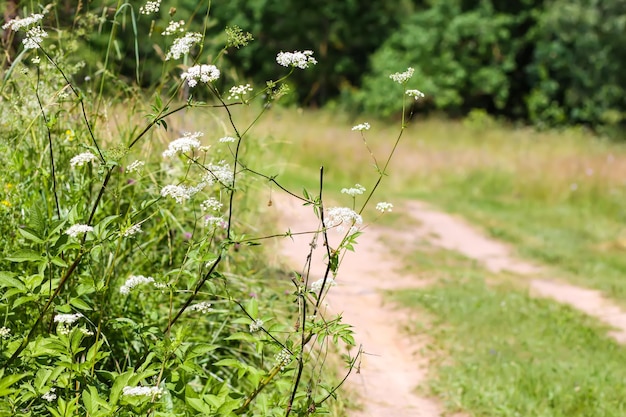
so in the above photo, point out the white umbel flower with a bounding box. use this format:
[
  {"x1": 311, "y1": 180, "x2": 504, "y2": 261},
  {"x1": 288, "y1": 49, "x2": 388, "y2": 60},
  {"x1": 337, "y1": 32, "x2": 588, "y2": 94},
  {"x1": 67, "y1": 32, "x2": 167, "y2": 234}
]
[
  {"x1": 276, "y1": 50, "x2": 317, "y2": 69},
  {"x1": 376, "y1": 202, "x2": 394, "y2": 213},
  {"x1": 189, "y1": 302, "x2": 213, "y2": 313},
  {"x1": 406, "y1": 89, "x2": 425, "y2": 100},
  {"x1": 139, "y1": 0, "x2": 161, "y2": 15},
  {"x1": 249, "y1": 319, "x2": 264, "y2": 333},
  {"x1": 325, "y1": 207, "x2": 363, "y2": 234},
  {"x1": 162, "y1": 132, "x2": 203, "y2": 157},
  {"x1": 310, "y1": 277, "x2": 336, "y2": 293},
  {"x1": 389, "y1": 67, "x2": 414, "y2": 84},
  {"x1": 54, "y1": 313, "x2": 83, "y2": 324},
  {"x1": 166, "y1": 32, "x2": 202, "y2": 60},
  {"x1": 351, "y1": 122, "x2": 370, "y2": 131},
  {"x1": 122, "y1": 386, "x2": 163, "y2": 398},
  {"x1": 120, "y1": 275, "x2": 155, "y2": 295},
  {"x1": 160, "y1": 184, "x2": 203, "y2": 204},
  {"x1": 341, "y1": 184, "x2": 365, "y2": 196},
  {"x1": 70, "y1": 152, "x2": 98, "y2": 168},
  {"x1": 41, "y1": 388, "x2": 57, "y2": 402},
  {"x1": 180, "y1": 64, "x2": 220, "y2": 87},
  {"x1": 22, "y1": 26, "x2": 48, "y2": 50},
  {"x1": 65, "y1": 224, "x2": 94, "y2": 238}
]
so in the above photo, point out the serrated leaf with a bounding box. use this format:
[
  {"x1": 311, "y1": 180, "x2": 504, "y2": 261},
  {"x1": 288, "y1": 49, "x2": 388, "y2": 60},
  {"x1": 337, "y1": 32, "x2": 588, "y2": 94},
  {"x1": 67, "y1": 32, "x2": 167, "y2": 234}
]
[
  {"x1": 7, "y1": 250, "x2": 44, "y2": 263},
  {"x1": 18, "y1": 227, "x2": 45, "y2": 243}
]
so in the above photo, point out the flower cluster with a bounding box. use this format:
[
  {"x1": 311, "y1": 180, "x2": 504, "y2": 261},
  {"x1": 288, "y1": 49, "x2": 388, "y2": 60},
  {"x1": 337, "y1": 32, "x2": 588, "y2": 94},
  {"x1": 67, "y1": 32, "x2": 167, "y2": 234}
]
[
  {"x1": 351, "y1": 122, "x2": 370, "y2": 131},
  {"x1": 249, "y1": 319, "x2": 264, "y2": 333},
  {"x1": 70, "y1": 152, "x2": 98, "y2": 168},
  {"x1": 189, "y1": 302, "x2": 213, "y2": 314},
  {"x1": 2, "y1": 13, "x2": 44, "y2": 31},
  {"x1": 139, "y1": 0, "x2": 161, "y2": 15},
  {"x1": 162, "y1": 20, "x2": 184, "y2": 36},
  {"x1": 341, "y1": 184, "x2": 365, "y2": 197},
  {"x1": 162, "y1": 132, "x2": 203, "y2": 157},
  {"x1": 276, "y1": 50, "x2": 317, "y2": 69},
  {"x1": 310, "y1": 277, "x2": 336, "y2": 293},
  {"x1": 275, "y1": 348, "x2": 292, "y2": 371},
  {"x1": 180, "y1": 64, "x2": 220, "y2": 87},
  {"x1": 122, "y1": 386, "x2": 163, "y2": 398},
  {"x1": 218, "y1": 136, "x2": 236, "y2": 143},
  {"x1": 126, "y1": 160, "x2": 145, "y2": 173},
  {"x1": 390, "y1": 67, "x2": 414, "y2": 84},
  {"x1": 161, "y1": 184, "x2": 203, "y2": 204},
  {"x1": 121, "y1": 223, "x2": 142, "y2": 237},
  {"x1": 65, "y1": 224, "x2": 94, "y2": 238},
  {"x1": 204, "y1": 215, "x2": 226, "y2": 229},
  {"x1": 120, "y1": 275, "x2": 155, "y2": 295},
  {"x1": 23, "y1": 26, "x2": 48, "y2": 50},
  {"x1": 42, "y1": 388, "x2": 57, "y2": 402},
  {"x1": 376, "y1": 202, "x2": 394, "y2": 213},
  {"x1": 0, "y1": 327, "x2": 11, "y2": 339},
  {"x1": 406, "y1": 89, "x2": 425, "y2": 100},
  {"x1": 325, "y1": 207, "x2": 363, "y2": 234},
  {"x1": 227, "y1": 84, "x2": 253, "y2": 100},
  {"x1": 166, "y1": 32, "x2": 202, "y2": 60},
  {"x1": 54, "y1": 313, "x2": 83, "y2": 324},
  {"x1": 204, "y1": 160, "x2": 234, "y2": 187},
  {"x1": 201, "y1": 197, "x2": 223, "y2": 212}
]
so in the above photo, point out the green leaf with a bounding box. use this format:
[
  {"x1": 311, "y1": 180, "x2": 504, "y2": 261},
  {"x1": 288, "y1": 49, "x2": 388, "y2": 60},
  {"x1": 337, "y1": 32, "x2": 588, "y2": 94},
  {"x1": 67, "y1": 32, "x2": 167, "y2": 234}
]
[
  {"x1": 7, "y1": 250, "x2": 44, "y2": 263},
  {"x1": 18, "y1": 227, "x2": 45, "y2": 244},
  {"x1": 0, "y1": 372, "x2": 30, "y2": 396},
  {"x1": 0, "y1": 272, "x2": 26, "y2": 291},
  {"x1": 69, "y1": 297, "x2": 92, "y2": 311}
]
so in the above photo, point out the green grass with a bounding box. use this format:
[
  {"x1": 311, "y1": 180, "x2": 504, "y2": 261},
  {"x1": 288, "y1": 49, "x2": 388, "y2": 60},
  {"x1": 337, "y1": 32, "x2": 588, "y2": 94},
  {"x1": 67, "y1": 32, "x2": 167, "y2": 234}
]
[{"x1": 391, "y1": 245, "x2": 626, "y2": 417}]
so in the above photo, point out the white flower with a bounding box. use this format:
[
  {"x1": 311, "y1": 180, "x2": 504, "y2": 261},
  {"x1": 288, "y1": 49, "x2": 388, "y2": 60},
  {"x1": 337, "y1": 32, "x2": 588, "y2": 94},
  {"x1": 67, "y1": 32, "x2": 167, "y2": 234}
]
[
  {"x1": 65, "y1": 224, "x2": 94, "y2": 238},
  {"x1": 204, "y1": 215, "x2": 226, "y2": 229},
  {"x1": 325, "y1": 207, "x2": 362, "y2": 234},
  {"x1": 0, "y1": 327, "x2": 11, "y2": 338},
  {"x1": 80, "y1": 327, "x2": 94, "y2": 336},
  {"x1": 218, "y1": 136, "x2": 236, "y2": 143},
  {"x1": 249, "y1": 319, "x2": 264, "y2": 333},
  {"x1": 310, "y1": 277, "x2": 336, "y2": 293},
  {"x1": 126, "y1": 160, "x2": 145, "y2": 173},
  {"x1": 204, "y1": 160, "x2": 234, "y2": 187},
  {"x1": 22, "y1": 26, "x2": 48, "y2": 50},
  {"x1": 121, "y1": 223, "x2": 142, "y2": 237},
  {"x1": 2, "y1": 13, "x2": 44, "y2": 31},
  {"x1": 139, "y1": 0, "x2": 161, "y2": 15},
  {"x1": 54, "y1": 313, "x2": 83, "y2": 324},
  {"x1": 201, "y1": 197, "x2": 223, "y2": 212},
  {"x1": 122, "y1": 386, "x2": 163, "y2": 398},
  {"x1": 189, "y1": 302, "x2": 213, "y2": 314},
  {"x1": 180, "y1": 64, "x2": 220, "y2": 87},
  {"x1": 120, "y1": 275, "x2": 155, "y2": 295},
  {"x1": 351, "y1": 122, "x2": 370, "y2": 131},
  {"x1": 341, "y1": 184, "x2": 365, "y2": 197},
  {"x1": 166, "y1": 32, "x2": 202, "y2": 60},
  {"x1": 70, "y1": 152, "x2": 98, "y2": 168},
  {"x1": 227, "y1": 84, "x2": 253, "y2": 100},
  {"x1": 406, "y1": 89, "x2": 425, "y2": 100},
  {"x1": 389, "y1": 67, "x2": 414, "y2": 84},
  {"x1": 275, "y1": 348, "x2": 292, "y2": 370},
  {"x1": 160, "y1": 184, "x2": 202, "y2": 204},
  {"x1": 375, "y1": 202, "x2": 394, "y2": 213},
  {"x1": 162, "y1": 132, "x2": 203, "y2": 157},
  {"x1": 162, "y1": 20, "x2": 184, "y2": 36},
  {"x1": 276, "y1": 50, "x2": 317, "y2": 69},
  {"x1": 41, "y1": 388, "x2": 57, "y2": 402}
]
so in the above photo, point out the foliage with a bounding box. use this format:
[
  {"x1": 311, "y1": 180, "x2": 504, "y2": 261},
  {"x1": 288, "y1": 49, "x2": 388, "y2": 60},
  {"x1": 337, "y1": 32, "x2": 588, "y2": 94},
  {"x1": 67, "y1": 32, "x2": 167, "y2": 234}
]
[{"x1": 0, "y1": 2, "x2": 410, "y2": 416}]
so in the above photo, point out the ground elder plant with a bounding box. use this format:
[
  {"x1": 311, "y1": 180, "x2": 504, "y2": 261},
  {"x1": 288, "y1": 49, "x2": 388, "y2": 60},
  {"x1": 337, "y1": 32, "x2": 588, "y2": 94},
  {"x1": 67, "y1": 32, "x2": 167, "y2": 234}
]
[{"x1": 0, "y1": 2, "x2": 420, "y2": 416}]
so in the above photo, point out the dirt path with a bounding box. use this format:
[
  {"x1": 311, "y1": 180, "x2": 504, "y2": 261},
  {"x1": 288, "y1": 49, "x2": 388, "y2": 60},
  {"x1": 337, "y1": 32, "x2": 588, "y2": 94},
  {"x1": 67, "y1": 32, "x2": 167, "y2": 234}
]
[
  {"x1": 403, "y1": 200, "x2": 626, "y2": 344},
  {"x1": 273, "y1": 194, "x2": 444, "y2": 417}
]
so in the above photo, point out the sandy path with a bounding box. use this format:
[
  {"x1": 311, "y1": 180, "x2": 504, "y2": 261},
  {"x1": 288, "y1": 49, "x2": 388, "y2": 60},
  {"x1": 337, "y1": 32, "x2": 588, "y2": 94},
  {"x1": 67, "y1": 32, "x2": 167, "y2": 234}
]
[
  {"x1": 273, "y1": 194, "x2": 444, "y2": 417},
  {"x1": 404, "y1": 200, "x2": 626, "y2": 343}
]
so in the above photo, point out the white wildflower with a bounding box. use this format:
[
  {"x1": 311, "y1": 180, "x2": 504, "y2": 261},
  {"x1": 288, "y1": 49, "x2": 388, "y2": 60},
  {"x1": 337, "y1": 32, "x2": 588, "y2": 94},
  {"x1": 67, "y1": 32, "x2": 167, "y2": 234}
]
[
  {"x1": 162, "y1": 20, "x2": 184, "y2": 36},
  {"x1": 166, "y1": 32, "x2": 202, "y2": 60},
  {"x1": 204, "y1": 215, "x2": 226, "y2": 229},
  {"x1": 126, "y1": 160, "x2": 145, "y2": 173},
  {"x1": 341, "y1": 184, "x2": 365, "y2": 197},
  {"x1": 180, "y1": 64, "x2": 220, "y2": 87},
  {"x1": 139, "y1": 0, "x2": 161, "y2": 15},
  {"x1": 79, "y1": 327, "x2": 94, "y2": 336},
  {"x1": 2, "y1": 13, "x2": 44, "y2": 31},
  {"x1": 276, "y1": 50, "x2": 317, "y2": 69},
  {"x1": 275, "y1": 348, "x2": 292, "y2": 370},
  {"x1": 122, "y1": 386, "x2": 163, "y2": 398},
  {"x1": 227, "y1": 84, "x2": 253, "y2": 100},
  {"x1": 189, "y1": 302, "x2": 213, "y2": 313},
  {"x1": 162, "y1": 132, "x2": 203, "y2": 158},
  {"x1": 120, "y1": 275, "x2": 155, "y2": 295},
  {"x1": 351, "y1": 122, "x2": 370, "y2": 131},
  {"x1": 153, "y1": 282, "x2": 167, "y2": 290},
  {"x1": 54, "y1": 313, "x2": 83, "y2": 324},
  {"x1": 218, "y1": 136, "x2": 237, "y2": 143},
  {"x1": 406, "y1": 89, "x2": 425, "y2": 100},
  {"x1": 249, "y1": 319, "x2": 264, "y2": 333},
  {"x1": 375, "y1": 202, "x2": 394, "y2": 213},
  {"x1": 122, "y1": 223, "x2": 142, "y2": 237},
  {"x1": 325, "y1": 207, "x2": 363, "y2": 234},
  {"x1": 22, "y1": 26, "x2": 48, "y2": 50},
  {"x1": 389, "y1": 67, "x2": 414, "y2": 84},
  {"x1": 310, "y1": 277, "x2": 336, "y2": 293},
  {"x1": 41, "y1": 388, "x2": 57, "y2": 402},
  {"x1": 160, "y1": 184, "x2": 202, "y2": 204},
  {"x1": 65, "y1": 224, "x2": 94, "y2": 238},
  {"x1": 0, "y1": 327, "x2": 11, "y2": 338},
  {"x1": 201, "y1": 197, "x2": 223, "y2": 212},
  {"x1": 204, "y1": 160, "x2": 234, "y2": 187},
  {"x1": 70, "y1": 152, "x2": 98, "y2": 168}
]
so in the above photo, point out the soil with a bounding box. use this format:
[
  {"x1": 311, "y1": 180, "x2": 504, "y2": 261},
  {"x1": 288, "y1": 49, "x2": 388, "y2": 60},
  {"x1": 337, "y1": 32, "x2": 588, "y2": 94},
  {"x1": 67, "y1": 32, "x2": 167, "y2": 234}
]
[{"x1": 272, "y1": 194, "x2": 626, "y2": 416}]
